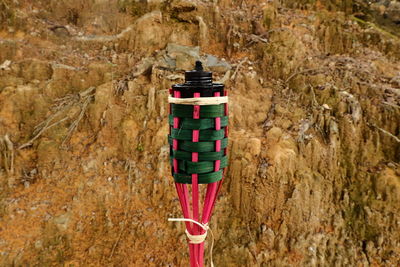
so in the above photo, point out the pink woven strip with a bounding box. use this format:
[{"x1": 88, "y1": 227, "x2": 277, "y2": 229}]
[
  {"x1": 202, "y1": 91, "x2": 221, "y2": 222},
  {"x1": 200, "y1": 91, "x2": 222, "y2": 264},
  {"x1": 191, "y1": 92, "x2": 201, "y2": 266},
  {"x1": 212, "y1": 90, "x2": 229, "y2": 217},
  {"x1": 172, "y1": 90, "x2": 196, "y2": 266},
  {"x1": 172, "y1": 90, "x2": 192, "y2": 232},
  {"x1": 170, "y1": 90, "x2": 188, "y2": 228}
]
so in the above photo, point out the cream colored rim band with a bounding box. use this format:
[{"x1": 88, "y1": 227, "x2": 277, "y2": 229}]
[{"x1": 168, "y1": 96, "x2": 228, "y2": 105}]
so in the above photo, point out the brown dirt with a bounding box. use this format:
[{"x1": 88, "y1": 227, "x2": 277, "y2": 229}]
[{"x1": 0, "y1": 0, "x2": 399, "y2": 266}]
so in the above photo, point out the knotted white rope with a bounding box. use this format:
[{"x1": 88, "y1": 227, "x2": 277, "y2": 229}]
[
  {"x1": 185, "y1": 228, "x2": 208, "y2": 244},
  {"x1": 168, "y1": 96, "x2": 228, "y2": 105},
  {"x1": 168, "y1": 218, "x2": 215, "y2": 267}
]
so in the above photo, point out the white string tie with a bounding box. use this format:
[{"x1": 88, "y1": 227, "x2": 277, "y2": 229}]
[
  {"x1": 168, "y1": 218, "x2": 215, "y2": 267},
  {"x1": 168, "y1": 96, "x2": 228, "y2": 105},
  {"x1": 185, "y1": 228, "x2": 207, "y2": 244}
]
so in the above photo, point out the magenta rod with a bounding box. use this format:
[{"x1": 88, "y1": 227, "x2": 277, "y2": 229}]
[
  {"x1": 205, "y1": 91, "x2": 229, "y2": 222},
  {"x1": 172, "y1": 90, "x2": 192, "y2": 232},
  {"x1": 191, "y1": 92, "x2": 201, "y2": 267}
]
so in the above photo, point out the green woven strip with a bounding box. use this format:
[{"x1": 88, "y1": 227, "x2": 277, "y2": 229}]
[
  {"x1": 178, "y1": 156, "x2": 228, "y2": 174},
  {"x1": 172, "y1": 104, "x2": 224, "y2": 118},
  {"x1": 174, "y1": 170, "x2": 223, "y2": 184},
  {"x1": 168, "y1": 136, "x2": 228, "y2": 152},
  {"x1": 168, "y1": 115, "x2": 228, "y2": 130},
  {"x1": 172, "y1": 150, "x2": 225, "y2": 161},
  {"x1": 171, "y1": 128, "x2": 225, "y2": 141}
]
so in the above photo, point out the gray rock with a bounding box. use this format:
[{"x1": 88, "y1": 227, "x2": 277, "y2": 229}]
[
  {"x1": 167, "y1": 43, "x2": 200, "y2": 59},
  {"x1": 164, "y1": 56, "x2": 176, "y2": 69},
  {"x1": 132, "y1": 57, "x2": 155, "y2": 77},
  {"x1": 50, "y1": 26, "x2": 70, "y2": 38},
  {"x1": 0, "y1": 60, "x2": 11, "y2": 70},
  {"x1": 156, "y1": 53, "x2": 176, "y2": 70},
  {"x1": 53, "y1": 213, "x2": 71, "y2": 232},
  {"x1": 205, "y1": 54, "x2": 232, "y2": 73},
  {"x1": 34, "y1": 240, "x2": 43, "y2": 249},
  {"x1": 166, "y1": 43, "x2": 200, "y2": 70}
]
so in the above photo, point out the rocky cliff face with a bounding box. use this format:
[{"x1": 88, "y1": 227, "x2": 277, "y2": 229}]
[{"x1": 0, "y1": 0, "x2": 399, "y2": 266}]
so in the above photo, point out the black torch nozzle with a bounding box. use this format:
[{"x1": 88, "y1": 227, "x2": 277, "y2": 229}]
[
  {"x1": 173, "y1": 60, "x2": 224, "y2": 97},
  {"x1": 195, "y1": 60, "x2": 203, "y2": 71}
]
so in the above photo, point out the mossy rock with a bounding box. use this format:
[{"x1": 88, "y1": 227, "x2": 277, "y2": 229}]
[
  {"x1": 19, "y1": 60, "x2": 53, "y2": 82},
  {"x1": 263, "y1": 30, "x2": 307, "y2": 79},
  {"x1": 0, "y1": 40, "x2": 17, "y2": 62}
]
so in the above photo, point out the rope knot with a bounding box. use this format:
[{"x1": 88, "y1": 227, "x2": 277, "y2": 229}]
[
  {"x1": 185, "y1": 223, "x2": 208, "y2": 244},
  {"x1": 168, "y1": 218, "x2": 215, "y2": 267}
]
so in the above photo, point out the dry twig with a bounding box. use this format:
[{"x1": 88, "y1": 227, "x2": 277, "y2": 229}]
[
  {"x1": 382, "y1": 101, "x2": 400, "y2": 110},
  {"x1": 368, "y1": 123, "x2": 400, "y2": 143},
  {"x1": 309, "y1": 84, "x2": 319, "y2": 107},
  {"x1": 230, "y1": 57, "x2": 248, "y2": 81},
  {"x1": 0, "y1": 134, "x2": 14, "y2": 174},
  {"x1": 62, "y1": 90, "x2": 94, "y2": 145},
  {"x1": 19, "y1": 116, "x2": 69, "y2": 150},
  {"x1": 285, "y1": 68, "x2": 328, "y2": 84},
  {"x1": 19, "y1": 87, "x2": 95, "y2": 149}
]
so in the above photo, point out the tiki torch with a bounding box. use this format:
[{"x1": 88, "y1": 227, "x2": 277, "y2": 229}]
[{"x1": 168, "y1": 61, "x2": 228, "y2": 266}]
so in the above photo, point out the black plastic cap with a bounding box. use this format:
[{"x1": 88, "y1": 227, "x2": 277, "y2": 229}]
[
  {"x1": 184, "y1": 61, "x2": 212, "y2": 84},
  {"x1": 172, "y1": 61, "x2": 224, "y2": 98}
]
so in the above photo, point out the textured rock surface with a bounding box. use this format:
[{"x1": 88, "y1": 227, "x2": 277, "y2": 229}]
[{"x1": 0, "y1": 0, "x2": 399, "y2": 266}]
